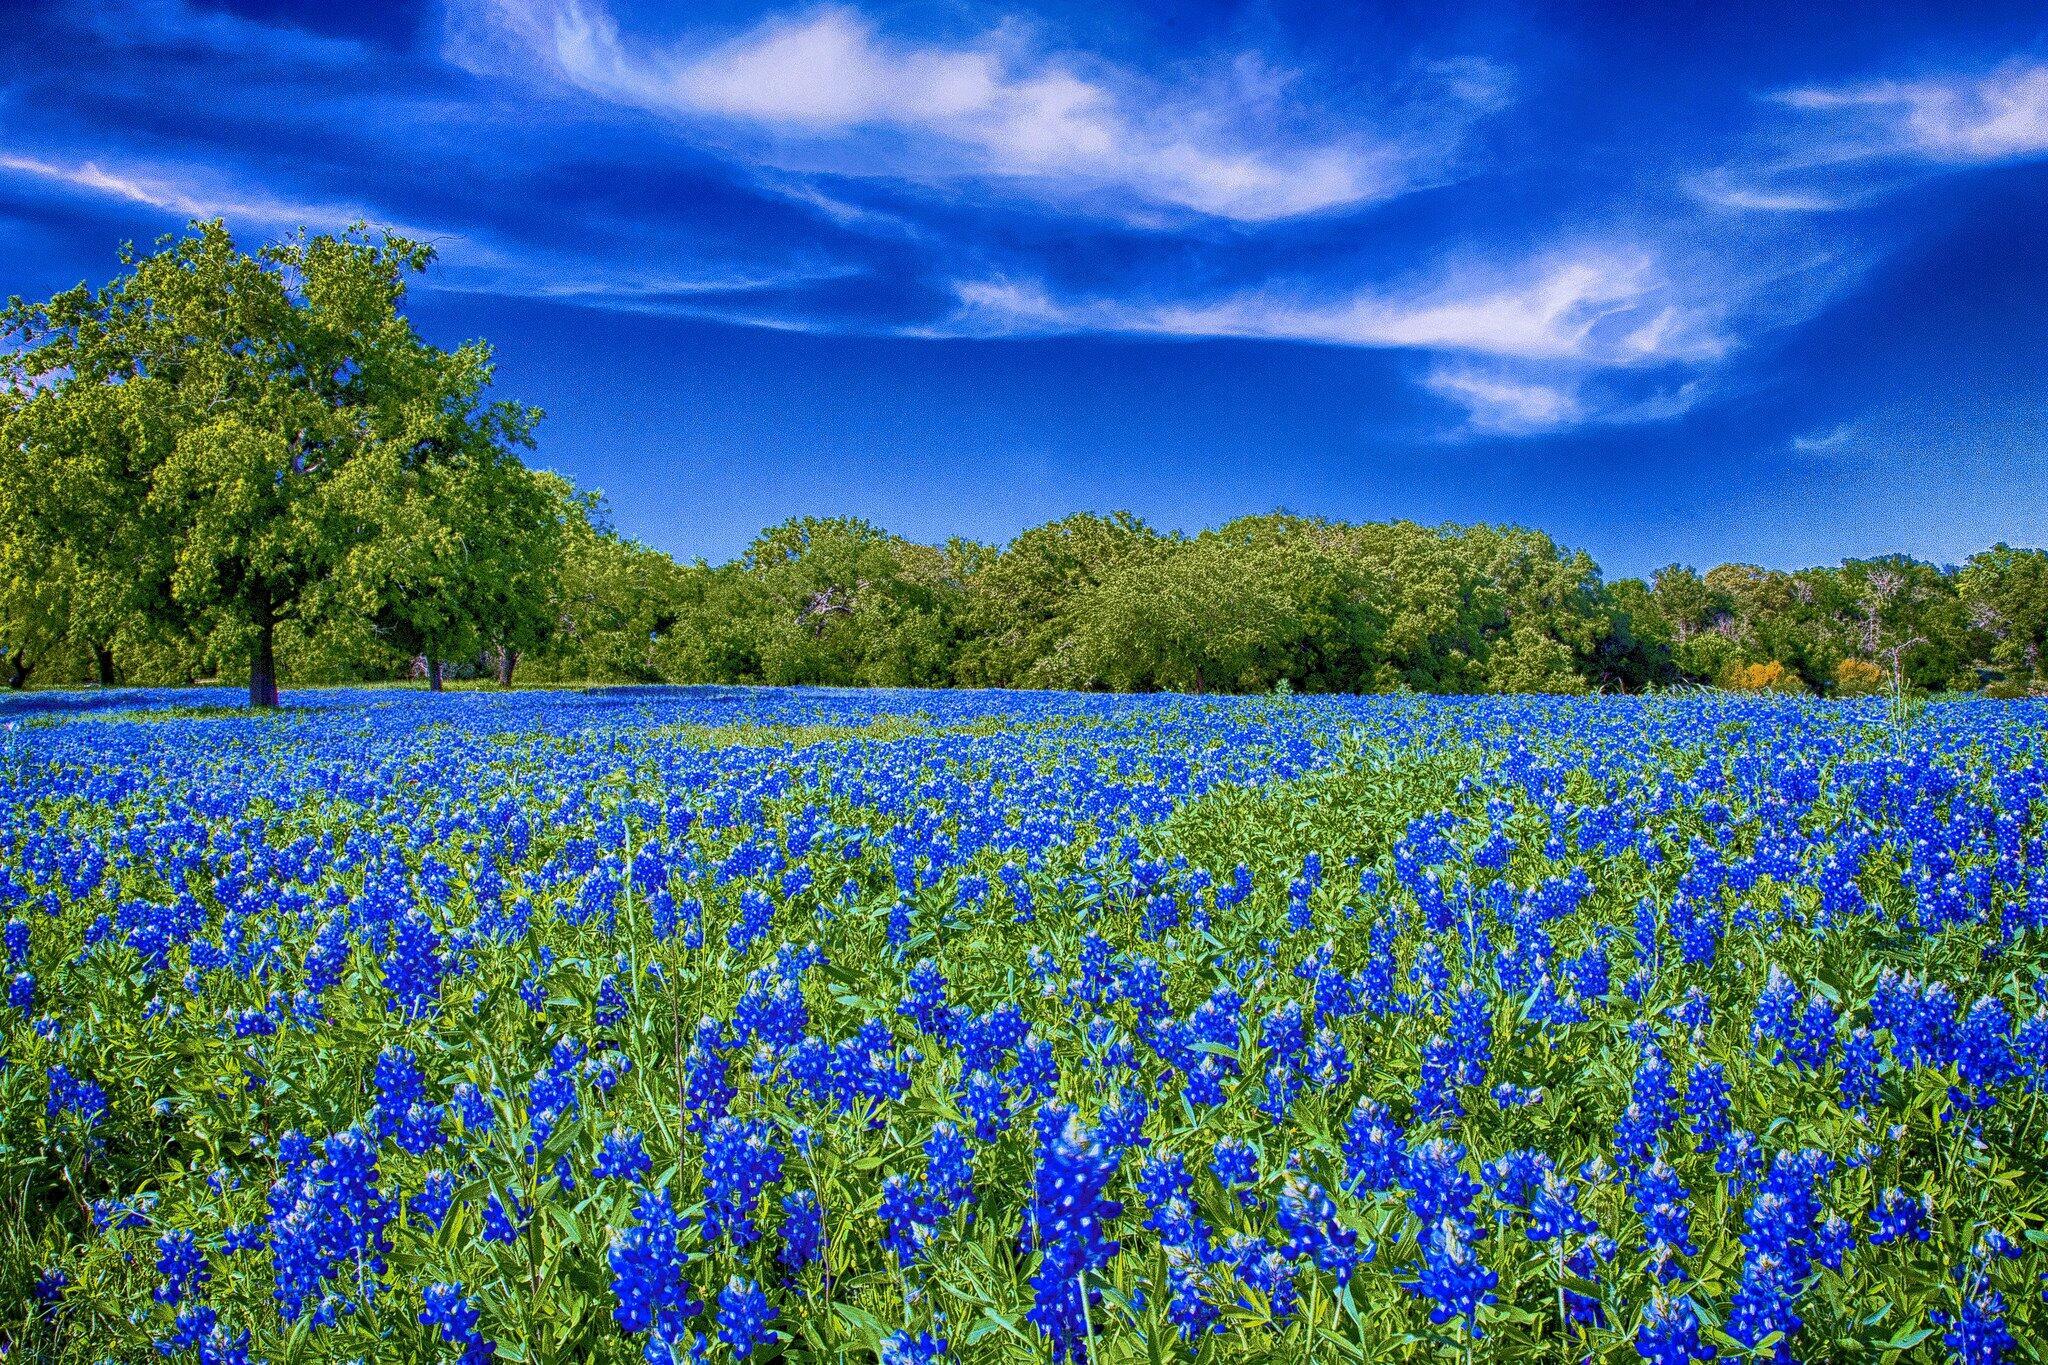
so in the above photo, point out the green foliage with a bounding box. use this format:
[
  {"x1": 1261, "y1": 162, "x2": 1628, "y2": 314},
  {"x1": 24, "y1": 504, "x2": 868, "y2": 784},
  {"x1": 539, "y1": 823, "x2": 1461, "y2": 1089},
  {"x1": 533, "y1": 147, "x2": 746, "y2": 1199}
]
[
  {"x1": 1, "y1": 220, "x2": 569, "y2": 705},
  {"x1": 0, "y1": 224, "x2": 2038, "y2": 703}
]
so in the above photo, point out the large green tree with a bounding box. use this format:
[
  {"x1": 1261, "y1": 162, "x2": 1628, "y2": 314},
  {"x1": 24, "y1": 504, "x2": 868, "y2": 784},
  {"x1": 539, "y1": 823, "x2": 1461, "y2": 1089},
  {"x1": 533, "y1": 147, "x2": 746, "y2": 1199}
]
[{"x1": 1, "y1": 220, "x2": 542, "y2": 706}]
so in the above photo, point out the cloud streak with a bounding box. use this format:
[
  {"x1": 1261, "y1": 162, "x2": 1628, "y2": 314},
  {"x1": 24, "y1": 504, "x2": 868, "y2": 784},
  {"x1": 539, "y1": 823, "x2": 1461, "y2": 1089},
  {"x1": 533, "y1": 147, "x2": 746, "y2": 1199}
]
[
  {"x1": 1775, "y1": 61, "x2": 2048, "y2": 164},
  {"x1": 449, "y1": 1, "x2": 1495, "y2": 222},
  {"x1": 0, "y1": 148, "x2": 847, "y2": 311},
  {"x1": 0, "y1": 152, "x2": 384, "y2": 232},
  {"x1": 945, "y1": 249, "x2": 1718, "y2": 364},
  {"x1": 1700, "y1": 59, "x2": 2048, "y2": 214}
]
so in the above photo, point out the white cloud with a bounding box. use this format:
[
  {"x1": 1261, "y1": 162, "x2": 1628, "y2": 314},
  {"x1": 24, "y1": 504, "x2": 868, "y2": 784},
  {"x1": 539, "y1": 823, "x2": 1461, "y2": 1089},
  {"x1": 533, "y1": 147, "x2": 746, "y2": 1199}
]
[
  {"x1": 0, "y1": 152, "x2": 376, "y2": 230},
  {"x1": 1705, "y1": 60, "x2": 2048, "y2": 215},
  {"x1": 1685, "y1": 170, "x2": 1853, "y2": 214},
  {"x1": 946, "y1": 248, "x2": 1719, "y2": 364},
  {"x1": 1791, "y1": 423, "x2": 1857, "y2": 451},
  {"x1": 1776, "y1": 61, "x2": 2048, "y2": 164},
  {"x1": 941, "y1": 249, "x2": 1732, "y2": 433},
  {"x1": 449, "y1": 1, "x2": 1487, "y2": 222},
  {"x1": 1423, "y1": 365, "x2": 1582, "y2": 433},
  {"x1": 0, "y1": 149, "x2": 836, "y2": 309}
]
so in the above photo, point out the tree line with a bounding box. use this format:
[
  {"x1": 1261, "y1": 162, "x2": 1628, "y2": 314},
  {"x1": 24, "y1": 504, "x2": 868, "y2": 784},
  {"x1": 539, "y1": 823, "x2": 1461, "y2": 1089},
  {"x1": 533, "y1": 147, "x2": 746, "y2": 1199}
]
[{"x1": 4, "y1": 224, "x2": 2043, "y2": 705}]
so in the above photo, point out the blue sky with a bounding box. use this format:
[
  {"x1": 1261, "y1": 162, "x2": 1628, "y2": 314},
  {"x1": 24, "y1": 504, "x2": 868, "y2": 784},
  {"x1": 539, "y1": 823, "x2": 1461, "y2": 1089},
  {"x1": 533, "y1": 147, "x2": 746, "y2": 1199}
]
[{"x1": 3, "y1": 0, "x2": 2045, "y2": 577}]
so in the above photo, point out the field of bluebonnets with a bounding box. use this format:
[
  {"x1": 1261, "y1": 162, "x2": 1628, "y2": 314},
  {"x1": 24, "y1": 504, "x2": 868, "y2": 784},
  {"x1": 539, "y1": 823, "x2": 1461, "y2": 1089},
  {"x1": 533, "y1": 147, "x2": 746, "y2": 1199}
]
[{"x1": 4, "y1": 685, "x2": 2048, "y2": 1365}]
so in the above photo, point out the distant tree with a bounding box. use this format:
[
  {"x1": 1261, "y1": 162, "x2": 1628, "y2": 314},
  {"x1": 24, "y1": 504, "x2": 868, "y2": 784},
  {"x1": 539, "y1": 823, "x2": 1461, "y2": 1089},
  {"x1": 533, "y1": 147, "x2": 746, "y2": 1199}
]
[
  {"x1": 1593, "y1": 577, "x2": 1680, "y2": 691},
  {"x1": 710, "y1": 517, "x2": 971, "y2": 687},
  {"x1": 1062, "y1": 534, "x2": 1310, "y2": 693},
  {"x1": 1, "y1": 220, "x2": 539, "y2": 706},
  {"x1": 1832, "y1": 556, "x2": 1977, "y2": 692},
  {"x1": 1957, "y1": 544, "x2": 2048, "y2": 687},
  {"x1": 955, "y1": 512, "x2": 1161, "y2": 687}
]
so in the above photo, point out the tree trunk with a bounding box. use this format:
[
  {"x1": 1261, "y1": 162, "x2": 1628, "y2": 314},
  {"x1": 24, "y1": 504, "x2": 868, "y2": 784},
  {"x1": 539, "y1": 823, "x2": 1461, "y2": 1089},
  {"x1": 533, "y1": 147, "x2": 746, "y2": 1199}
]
[
  {"x1": 5, "y1": 651, "x2": 28, "y2": 690},
  {"x1": 249, "y1": 598, "x2": 280, "y2": 709},
  {"x1": 497, "y1": 646, "x2": 518, "y2": 687},
  {"x1": 94, "y1": 644, "x2": 117, "y2": 687},
  {"x1": 428, "y1": 659, "x2": 445, "y2": 693}
]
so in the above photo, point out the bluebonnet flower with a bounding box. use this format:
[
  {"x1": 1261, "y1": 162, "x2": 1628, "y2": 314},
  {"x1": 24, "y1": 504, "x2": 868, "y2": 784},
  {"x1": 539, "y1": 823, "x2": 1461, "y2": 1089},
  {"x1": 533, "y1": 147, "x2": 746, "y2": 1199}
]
[
  {"x1": 699, "y1": 1116, "x2": 784, "y2": 1247},
  {"x1": 1448, "y1": 984, "x2": 1493, "y2": 1084},
  {"x1": 717, "y1": 1277, "x2": 776, "y2": 1359},
  {"x1": 1022, "y1": 1106, "x2": 1122, "y2": 1363},
  {"x1": 1615, "y1": 1041, "x2": 1677, "y2": 1170},
  {"x1": 609, "y1": 1186, "x2": 700, "y2": 1339},
  {"x1": 1340, "y1": 1098, "x2": 1403, "y2": 1195},
  {"x1": 1840, "y1": 1027, "x2": 1882, "y2": 1110},
  {"x1": 451, "y1": 1082, "x2": 495, "y2": 1135},
  {"x1": 46, "y1": 1064, "x2": 108, "y2": 1129},
  {"x1": 153, "y1": 1229, "x2": 209, "y2": 1307},
  {"x1": 1011, "y1": 1034, "x2": 1060, "y2": 1101},
  {"x1": 925, "y1": 1122, "x2": 975, "y2": 1212},
  {"x1": 779, "y1": 1188, "x2": 824, "y2": 1270},
  {"x1": 1410, "y1": 1220, "x2": 1497, "y2": 1335},
  {"x1": 1260, "y1": 1056, "x2": 1301, "y2": 1125},
  {"x1": 595, "y1": 1128, "x2": 652, "y2": 1183},
  {"x1": 1404, "y1": 1138, "x2": 1480, "y2": 1238},
  {"x1": 382, "y1": 909, "x2": 446, "y2": 1017},
  {"x1": 1277, "y1": 1175, "x2": 1367, "y2": 1283},
  {"x1": 879, "y1": 1329, "x2": 950, "y2": 1364},
  {"x1": 482, "y1": 1191, "x2": 526, "y2": 1245},
  {"x1": 879, "y1": 1174, "x2": 940, "y2": 1267},
  {"x1": 958, "y1": 1069, "x2": 1010, "y2": 1140},
  {"x1": 411, "y1": 1170, "x2": 457, "y2": 1232},
  {"x1": 1951, "y1": 997, "x2": 2017, "y2": 1111},
  {"x1": 1725, "y1": 1149, "x2": 1832, "y2": 1362},
  {"x1": 1814, "y1": 1212, "x2": 1853, "y2": 1271},
  {"x1": 1869, "y1": 1187, "x2": 1929, "y2": 1245},
  {"x1": 1563, "y1": 1238, "x2": 1607, "y2": 1327},
  {"x1": 1161, "y1": 1251, "x2": 1221, "y2": 1340},
  {"x1": 1683, "y1": 1061, "x2": 1731, "y2": 1154},
  {"x1": 420, "y1": 1282, "x2": 496, "y2": 1365},
  {"x1": 1935, "y1": 1288, "x2": 2016, "y2": 1365},
  {"x1": 267, "y1": 1126, "x2": 395, "y2": 1323},
  {"x1": 397, "y1": 1103, "x2": 448, "y2": 1157},
  {"x1": 1636, "y1": 1293, "x2": 1713, "y2": 1364},
  {"x1": 1212, "y1": 1136, "x2": 1258, "y2": 1202},
  {"x1": 1137, "y1": 1152, "x2": 1212, "y2": 1257},
  {"x1": 1415, "y1": 1036, "x2": 1465, "y2": 1122},
  {"x1": 899, "y1": 960, "x2": 949, "y2": 1036},
  {"x1": 594, "y1": 973, "x2": 628, "y2": 1029},
  {"x1": 728, "y1": 889, "x2": 776, "y2": 955},
  {"x1": 1632, "y1": 1158, "x2": 1696, "y2": 1269},
  {"x1": 1528, "y1": 1170, "x2": 1597, "y2": 1244}
]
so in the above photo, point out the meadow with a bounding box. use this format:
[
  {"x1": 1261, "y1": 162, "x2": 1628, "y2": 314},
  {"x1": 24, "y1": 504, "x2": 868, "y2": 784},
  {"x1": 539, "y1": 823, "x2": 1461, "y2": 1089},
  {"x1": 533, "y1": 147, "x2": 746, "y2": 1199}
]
[{"x1": 4, "y1": 685, "x2": 2047, "y2": 1364}]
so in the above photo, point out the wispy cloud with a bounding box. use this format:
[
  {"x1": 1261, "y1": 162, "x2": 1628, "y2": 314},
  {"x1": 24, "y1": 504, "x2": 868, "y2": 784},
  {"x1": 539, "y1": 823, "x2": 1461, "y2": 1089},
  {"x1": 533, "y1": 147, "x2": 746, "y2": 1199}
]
[
  {"x1": 0, "y1": 152, "x2": 382, "y2": 232},
  {"x1": 945, "y1": 248, "x2": 1719, "y2": 364},
  {"x1": 1699, "y1": 59, "x2": 2048, "y2": 213},
  {"x1": 0, "y1": 148, "x2": 844, "y2": 309},
  {"x1": 938, "y1": 248, "x2": 1732, "y2": 431},
  {"x1": 1775, "y1": 61, "x2": 2048, "y2": 163},
  {"x1": 1423, "y1": 365, "x2": 1583, "y2": 434},
  {"x1": 447, "y1": 1, "x2": 1498, "y2": 222},
  {"x1": 1790, "y1": 423, "x2": 1857, "y2": 451}
]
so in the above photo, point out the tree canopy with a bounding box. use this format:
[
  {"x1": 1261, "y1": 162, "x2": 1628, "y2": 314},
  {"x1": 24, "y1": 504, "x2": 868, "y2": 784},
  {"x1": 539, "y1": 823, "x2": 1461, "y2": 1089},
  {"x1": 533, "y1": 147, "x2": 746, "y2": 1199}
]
[
  {"x1": 3, "y1": 223, "x2": 2041, "y2": 703},
  {"x1": 2, "y1": 221, "x2": 564, "y2": 704}
]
